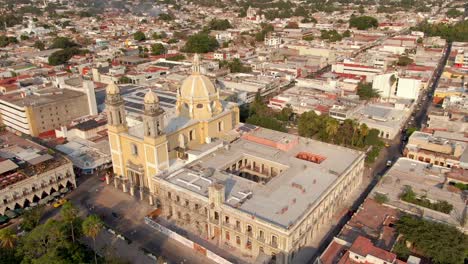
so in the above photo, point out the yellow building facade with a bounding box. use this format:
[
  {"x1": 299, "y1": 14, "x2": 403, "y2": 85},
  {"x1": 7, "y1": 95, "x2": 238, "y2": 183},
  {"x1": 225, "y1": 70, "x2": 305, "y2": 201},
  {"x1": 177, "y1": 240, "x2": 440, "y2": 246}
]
[{"x1": 106, "y1": 55, "x2": 240, "y2": 204}]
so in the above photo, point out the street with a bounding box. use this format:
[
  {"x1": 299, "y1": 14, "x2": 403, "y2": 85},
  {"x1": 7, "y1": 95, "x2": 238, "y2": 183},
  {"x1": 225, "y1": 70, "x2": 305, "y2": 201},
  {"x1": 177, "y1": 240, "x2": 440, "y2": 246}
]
[
  {"x1": 37, "y1": 172, "x2": 216, "y2": 264},
  {"x1": 308, "y1": 41, "x2": 452, "y2": 261}
]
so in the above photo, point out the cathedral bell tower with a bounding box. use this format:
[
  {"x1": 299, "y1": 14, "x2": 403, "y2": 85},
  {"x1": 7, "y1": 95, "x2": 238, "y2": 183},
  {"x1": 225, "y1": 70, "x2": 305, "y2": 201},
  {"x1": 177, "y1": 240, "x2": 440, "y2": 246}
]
[
  {"x1": 105, "y1": 82, "x2": 127, "y2": 133},
  {"x1": 143, "y1": 89, "x2": 165, "y2": 139}
]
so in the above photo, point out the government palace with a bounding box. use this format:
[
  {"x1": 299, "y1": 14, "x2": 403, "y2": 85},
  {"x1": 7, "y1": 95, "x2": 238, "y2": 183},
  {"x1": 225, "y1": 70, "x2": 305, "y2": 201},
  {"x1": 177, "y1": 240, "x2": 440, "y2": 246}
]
[{"x1": 105, "y1": 54, "x2": 366, "y2": 264}]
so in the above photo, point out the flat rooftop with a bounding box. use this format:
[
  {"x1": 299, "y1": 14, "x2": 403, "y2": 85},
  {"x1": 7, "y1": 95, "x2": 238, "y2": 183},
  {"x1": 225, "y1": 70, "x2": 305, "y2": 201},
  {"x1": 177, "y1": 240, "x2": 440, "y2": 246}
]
[
  {"x1": 0, "y1": 87, "x2": 85, "y2": 108},
  {"x1": 371, "y1": 158, "x2": 466, "y2": 229},
  {"x1": 160, "y1": 126, "x2": 364, "y2": 228},
  {"x1": 0, "y1": 132, "x2": 68, "y2": 190}
]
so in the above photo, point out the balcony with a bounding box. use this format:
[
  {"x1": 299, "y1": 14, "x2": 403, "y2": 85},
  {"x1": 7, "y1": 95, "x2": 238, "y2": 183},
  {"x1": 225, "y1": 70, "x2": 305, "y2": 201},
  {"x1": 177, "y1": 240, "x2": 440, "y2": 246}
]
[
  {"x1": 270, "y1": 241, "x2": 278, "y2": 248},
  {"x1": 257, "y1": 236, "x2": 265, "y2": 243}
]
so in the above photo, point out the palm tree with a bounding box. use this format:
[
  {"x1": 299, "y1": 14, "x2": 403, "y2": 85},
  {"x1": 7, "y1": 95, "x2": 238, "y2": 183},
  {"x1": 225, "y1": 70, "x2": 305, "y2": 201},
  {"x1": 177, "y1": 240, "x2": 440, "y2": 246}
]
[
  {"x1": 82, "y1": 214, "x2": 104, "y2": 264},
  {"x1": 325, "y1": 118, "x2": 340, "y2": 142},
  {"x1": 61, "y1": 201, "x2": 78, "y2": 243},
  {"x1": 358, "y1": 123, "x2": 369, "y2": 147},
  {"x1": 0, "y1": 227, "x2": 17, "y2": 249}
]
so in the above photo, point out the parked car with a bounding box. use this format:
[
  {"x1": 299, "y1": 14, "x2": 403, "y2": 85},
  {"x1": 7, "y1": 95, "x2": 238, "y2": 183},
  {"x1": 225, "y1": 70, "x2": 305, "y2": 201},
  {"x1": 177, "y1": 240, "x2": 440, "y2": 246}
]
[{"x1": 53, "y1": 198, "x2": 68, "y2": 208}]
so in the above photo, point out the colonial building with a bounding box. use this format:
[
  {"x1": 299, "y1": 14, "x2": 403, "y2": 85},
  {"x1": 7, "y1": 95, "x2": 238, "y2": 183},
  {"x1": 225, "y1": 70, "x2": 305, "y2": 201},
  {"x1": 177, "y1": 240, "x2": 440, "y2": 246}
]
[
  {"x1": 0, "y1": 131, "x2": 76, "y2": 215},
  {"x1": 106, "y1": 55, "x2": 366, "y2": 263}
]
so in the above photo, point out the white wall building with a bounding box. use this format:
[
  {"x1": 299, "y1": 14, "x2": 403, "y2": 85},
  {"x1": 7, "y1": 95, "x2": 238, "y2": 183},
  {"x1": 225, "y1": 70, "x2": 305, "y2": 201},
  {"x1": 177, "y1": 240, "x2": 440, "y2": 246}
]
[{"x1": 395, "y1": 77, "x2": 421, "y2": 100}]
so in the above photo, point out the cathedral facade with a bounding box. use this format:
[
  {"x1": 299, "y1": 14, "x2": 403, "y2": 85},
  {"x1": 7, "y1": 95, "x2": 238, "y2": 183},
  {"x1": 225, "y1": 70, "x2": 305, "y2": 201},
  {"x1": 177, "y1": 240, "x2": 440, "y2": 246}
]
[{"x1": 106, "y1": 54, "x2": 239, "y2": 205}]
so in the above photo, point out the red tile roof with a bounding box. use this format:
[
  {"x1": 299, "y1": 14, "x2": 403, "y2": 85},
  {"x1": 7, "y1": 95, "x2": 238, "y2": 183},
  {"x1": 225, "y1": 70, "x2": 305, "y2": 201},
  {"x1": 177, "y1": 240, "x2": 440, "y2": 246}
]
[{"x1": 349, "y1": 236, "x2": 396, "y2": 262}]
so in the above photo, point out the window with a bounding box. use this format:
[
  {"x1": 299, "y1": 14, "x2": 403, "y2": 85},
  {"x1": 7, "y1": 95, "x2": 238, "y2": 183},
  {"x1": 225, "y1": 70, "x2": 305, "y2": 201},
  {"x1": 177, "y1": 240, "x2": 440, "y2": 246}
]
[
  {"x1": 131, "y1": 143, "x2": 138, "y2": 156},
  {"x1": 259, "y1": 230, "x2": 264, "y2": 239},
  {"x1": 225, "y1": 216, "x2": 230, "y2": 223},
  {"x1": 236, "y1": 236, "x2": 241, "y2": 245},
  {"x1": 196, "y1": 103, "x2": 203, "y2": 108},
  {"x1": 185, "y1": 200, "x2": 189, "y2": 207},
  {"x1": 236, "y1": 220, "x2": 241, "y2": 230},
  {"x1": 189, "y1": 130, "x2": 194, "y2": 141},
  {"x1": 225, "y1": 231, "x2": 230, "y2": 240},
  {"x1": 271, "y1": 235, "x2": 278, "y2": 247},
  {"x1": 218, "y1": 121, "x2": 224, "y2": 132},
  {"x1": 214, "y1": 211, "x2": 219, "y2": 220},
  {"x1": 176, "y1": 195, "x2": 180, "y2": 202},
  {"x1": 167, "y1": 192, "x2": 171, "y2": 199}
]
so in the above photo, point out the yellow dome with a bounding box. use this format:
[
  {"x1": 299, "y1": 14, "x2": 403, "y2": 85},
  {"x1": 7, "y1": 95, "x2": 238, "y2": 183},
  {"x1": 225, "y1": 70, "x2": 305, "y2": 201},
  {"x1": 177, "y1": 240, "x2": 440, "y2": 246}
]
[
  {"x1": 180, "y1": 74, "x2": 217, "y2": 100},
  {"x1": 144, "y1": 89, "x2": 159, "y2": 104},
  {"x1": 106, "y1": 82, "x2": 120, "y2": 95}
]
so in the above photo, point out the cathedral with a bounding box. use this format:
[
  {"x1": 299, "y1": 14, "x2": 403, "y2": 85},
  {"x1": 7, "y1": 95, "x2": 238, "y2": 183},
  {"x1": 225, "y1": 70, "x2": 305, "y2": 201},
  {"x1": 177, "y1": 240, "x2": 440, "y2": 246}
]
[
  {"x1": 106, "y1": 55, "x2": 365, "y2": 264},
  {"x1": 106, "y1": 54, "x2": 240, "y2": 205}
]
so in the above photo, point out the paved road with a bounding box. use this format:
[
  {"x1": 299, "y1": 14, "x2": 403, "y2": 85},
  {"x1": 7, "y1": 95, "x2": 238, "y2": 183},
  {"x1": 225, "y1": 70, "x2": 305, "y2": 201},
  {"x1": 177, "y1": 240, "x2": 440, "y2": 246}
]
[
  {"x1": 308, "y1": 42, "x2": 452, "y2": 262},
  {"x1": 69, "y1": 174, "x2": 218, "y2": 264},
  {"x1": 36, "y1": 172, "x2": 217, "y2": 264}
]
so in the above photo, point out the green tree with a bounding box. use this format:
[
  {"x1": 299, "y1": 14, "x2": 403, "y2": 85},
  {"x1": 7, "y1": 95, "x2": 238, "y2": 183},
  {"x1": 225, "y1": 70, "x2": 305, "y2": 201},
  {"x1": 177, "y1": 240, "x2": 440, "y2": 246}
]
[
  {"x1": 48, "y1": 47, "x2": 87, "y2": 65},
  {"x1": 34, "y1": 40, "x2": 45, "y2": 50},
  {"x1": 397, "y1": 55, "x2": 413, "y2": 66},
  {"x1": 183, "y1": 33, "x2": 219, "y2": 53},
  {"x1": 373, "y1": 193, "x2": 389, "y2": 204},
  {"x1": 342, "y1": 30, "x2": 351, "y2": 38},
  {"x1": 50, "y1": 36, "x2": 78, "y2": 49},
  {"x1": 226, "y1": 58, "x2": 251, "y2": 73},
  {"x1": 151, "y1": 43, "x2": 166, "y2": 56},
  {"x1": 17, "y1": 219, "x2": 68, "y2": 263},
  {"x1": 0, "y1": 36, "x2": 18, "y2": 47},
  {"x1": 208, "y1": 19, "x2": 232, "y2": 30},
  {"x1": 20, "y1": 205, "x2": 45, "y2": 231},
  {"x1": 349, "y1": 16, "x2": 379, "y2": 30},
  {"x1": 0, "y1": 228, "x2": 16, "y2": 249},
  {"x1": 325, "y1": 118, "x2": 340, "y2": 142},
  {"x1": 446, "y1": 8, "x2": 463, "y2": 18},
  {"x1": 152, "y1": 31, "x2": 167, "y2": 40},
  {"x1": 396, "y1": 215, "x2": 468, "y2": 264},
  {"x1": 357, "y1": 82, "x2": 380, "y2": 100},
  {"x1": 302, "y1": 35, "x2": 314, "y2": 41},
  {"x1": 167, "y1": 54, "x2": 186, "y2": 61},
  {"x1": 133, "y1": 31, "x2": 146, "y2": 42},
  {"x1": 82, "y1": 214, "x2": 104, "y2": 264},
  {"x1": 159, "y1": 13, "x2": 174, "y2": 21},
  {"x1": 320, "y1": 30, "x2": 343, "y2": 42},
  {"x1": 61, "y1": 201, "x2": 79, "y2": 243}
]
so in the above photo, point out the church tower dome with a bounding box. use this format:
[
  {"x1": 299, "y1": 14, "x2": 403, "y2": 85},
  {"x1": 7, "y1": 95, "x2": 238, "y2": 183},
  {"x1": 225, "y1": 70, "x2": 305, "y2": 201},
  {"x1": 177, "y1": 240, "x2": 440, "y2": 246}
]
[{"x1": 176, "y1": 54, "x2": 223, "y2": 120}]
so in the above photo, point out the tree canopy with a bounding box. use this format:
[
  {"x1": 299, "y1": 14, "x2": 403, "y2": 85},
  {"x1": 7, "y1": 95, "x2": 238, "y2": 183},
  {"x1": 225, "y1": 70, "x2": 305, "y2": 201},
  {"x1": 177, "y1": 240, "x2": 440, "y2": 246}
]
[
  {"x1": 208, "y1": 19, "x2": 232, "y2": 30},
  {"x1": 446, "y1": 8, "x2": 463, "y2": 18},
  {"x1": 349, "y1": 15, "x2": 379, "y2": 30},
  {"x1": 357, "y1": 82, "x2": 380, "y2": 100},
  {"x1": 0, "y1": 35, "x2": 18, "y2": 47},
  {"x1": 50, "y1": 37, "x2": 79, "y2": 49},
  {"x1": 183, "y1": 33, "x2": 219, "y2": 53},
  {"x1": 133, "y1": 31, "x2": 146, "y2": 42},
  {"x1": 151, "y1": 43, "x2": 166, "y2": 55},
  {"x1": 395, "y1": 215, "x2": 468, "y2": 263},
  {"x1": 415, "y1": 20, "x2": 468, "y2": 42},
  {"x1": 48, "y1": 48, "x2": 88, "y2": 65},
  {"x1": 220, "y1": 58, "x2": 252, "y2": 73},
  {"x1": 397, "y1": 55, "x2": 414, "y2": 66}
]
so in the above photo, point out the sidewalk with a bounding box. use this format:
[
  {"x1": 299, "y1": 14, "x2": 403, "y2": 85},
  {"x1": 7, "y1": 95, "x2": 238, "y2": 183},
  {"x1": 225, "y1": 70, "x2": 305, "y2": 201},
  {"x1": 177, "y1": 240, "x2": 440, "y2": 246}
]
[
  {"x1": 69, "y1": 176, "x2": 217, "y2": 264},
  {"x1": 81, "y1": 228, "x2": 156, "y2": 264}
]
